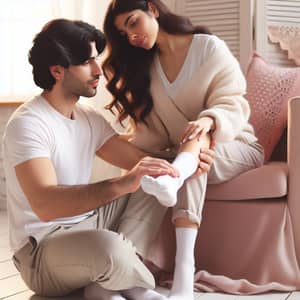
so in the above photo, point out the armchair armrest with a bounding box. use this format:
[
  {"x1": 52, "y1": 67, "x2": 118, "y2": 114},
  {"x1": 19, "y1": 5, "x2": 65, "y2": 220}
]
[{"x1": 287, "y1": 96, "x2": 300, "y2": 264}]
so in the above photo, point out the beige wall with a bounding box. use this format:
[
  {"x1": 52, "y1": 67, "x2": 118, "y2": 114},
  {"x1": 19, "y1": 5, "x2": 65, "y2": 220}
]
[
  {"x1": 91, "y1": 0, "x2": 111, "y2": 30},
  {"x1": 0, "y1": 106, "x2": 19, "y2": 210},
  {"x1": 0, "y1": 1, "x2": 114, "y2": 209}
]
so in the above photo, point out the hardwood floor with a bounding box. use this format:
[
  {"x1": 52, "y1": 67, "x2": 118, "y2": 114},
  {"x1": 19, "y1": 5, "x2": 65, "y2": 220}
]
[{"x1": 0, "y1": 210, "x2": 299, "y2": 300}]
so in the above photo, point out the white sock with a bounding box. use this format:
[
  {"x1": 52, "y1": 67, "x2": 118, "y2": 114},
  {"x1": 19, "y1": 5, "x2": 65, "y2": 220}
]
[
  {"x1": 122, "y1": 287, "x2": 167, "y2": 300},
  {"x1": 169, "y1": 228, "x2": 197, "y2": 300},
  {"x1": 84, "y1": 283, "x2": 125, "y2": 300},
  {"x1": 141, "y1": 152, "x2": 198, "y2": 207}
]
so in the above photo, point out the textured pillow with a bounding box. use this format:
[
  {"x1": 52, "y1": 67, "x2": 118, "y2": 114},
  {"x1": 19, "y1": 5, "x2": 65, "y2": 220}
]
[{"x1": 245, "y1": 52, "x2": 300, "y2": 161}]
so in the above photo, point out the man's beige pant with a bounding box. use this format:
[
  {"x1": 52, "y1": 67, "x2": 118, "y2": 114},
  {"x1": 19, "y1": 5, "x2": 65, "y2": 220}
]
[{"x1": 13, "y1": 190, "x2": 167, "y2": 297}]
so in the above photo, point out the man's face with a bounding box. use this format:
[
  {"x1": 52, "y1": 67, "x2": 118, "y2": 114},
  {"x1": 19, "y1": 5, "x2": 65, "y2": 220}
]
[{"x1": 62, "y1": 42, "x2": 102, "y2": 98}]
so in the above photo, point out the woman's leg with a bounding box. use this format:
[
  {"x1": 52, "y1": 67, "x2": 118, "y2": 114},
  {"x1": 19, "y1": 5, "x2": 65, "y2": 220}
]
[
  {"x1": 84, "y1": 283, "x2": 126, "y2": 300},
  {"x1": 97, "y1": 192, "x2": 169, "y2": 300},
  {"x1": 169, "y1": 219, "x2": 198, "y2": 300},
  {"x1": 117, "y1": 189, "x2": 170, "y2": 300},
  {"x1": 169, "y1": 141, "x2": 264, "y2": 300},
  {"x1": 85, "y1": 284, "x2": 168, "y2": 300},
  {"x1": 141, "y1": 134, "x2": 211, "y2": 207}
]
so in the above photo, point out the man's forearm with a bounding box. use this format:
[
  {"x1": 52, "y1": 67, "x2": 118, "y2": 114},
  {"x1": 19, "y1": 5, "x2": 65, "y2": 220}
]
[
  {"x1": 16, "y1": 155, "x2": 177, "y2": 223},
  {"x1": 31, "y1": 175, "x2": 130, "y2": 222}
]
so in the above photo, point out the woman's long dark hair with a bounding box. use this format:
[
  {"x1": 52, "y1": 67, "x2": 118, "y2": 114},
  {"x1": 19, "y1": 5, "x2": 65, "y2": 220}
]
[{"x1": 102, "y1": 0, "x2": 210, "y2": 124}]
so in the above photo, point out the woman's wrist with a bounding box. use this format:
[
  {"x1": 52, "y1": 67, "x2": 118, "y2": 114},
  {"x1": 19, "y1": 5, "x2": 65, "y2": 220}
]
[{"x1": 201, "y1": 116, "x2": 215, "y2": 131}]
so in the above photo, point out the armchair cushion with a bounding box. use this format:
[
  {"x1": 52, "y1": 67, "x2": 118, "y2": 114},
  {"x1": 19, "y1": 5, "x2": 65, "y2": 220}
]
[
  {"x1": 246, "y1": 52, "x2": 300, "y2": 161},
  {"x1": 206, "y1": 162, "x2": 288, "y2": 200}
]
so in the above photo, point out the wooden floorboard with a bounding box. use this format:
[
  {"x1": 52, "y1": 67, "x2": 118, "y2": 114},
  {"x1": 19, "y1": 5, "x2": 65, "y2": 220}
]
[
  {"x1": 0, "y1": 274, "x2": 28, "y2": 299},
  {"x1": 0, "y1": 247, "x2": 12, "y2": 263},
  {"x1": 1, "y1": 290, "x2": 34, "y2": 300},
  {"x1": 0, "y1": 260, "x2": 18, "y2": 279},
  {"x1": 235, "y1": 293, "x2": 291, "y2": 299},
  {"x1": 198, "y1": 293, "x2": 239, "y2": 299},
  {"x1": 287, "y1": 291, "x2": 300, "y2": 300},
  {"x1": 2, "y1": 290, "x2": 84, "y2": 300}
]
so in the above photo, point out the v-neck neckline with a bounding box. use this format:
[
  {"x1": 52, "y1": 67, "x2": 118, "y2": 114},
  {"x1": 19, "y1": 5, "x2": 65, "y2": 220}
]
[{"x1": 155, "y1": 35, "x2": 195, "y2": 88}]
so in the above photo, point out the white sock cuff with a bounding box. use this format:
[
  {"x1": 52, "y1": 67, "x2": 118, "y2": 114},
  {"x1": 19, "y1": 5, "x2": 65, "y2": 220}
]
[
  {"x1": 174, "y1": 152, "x2": 198, "y2": 165},
  {"x1": 172, "y1": 152, "x2": 198, "y2": 179},
  {"x1": 176, "y1": 227, "x2": 198, "y2": 242},
  {"x1": 175, "y1": 228, "x2": 197, "y2": 259}
]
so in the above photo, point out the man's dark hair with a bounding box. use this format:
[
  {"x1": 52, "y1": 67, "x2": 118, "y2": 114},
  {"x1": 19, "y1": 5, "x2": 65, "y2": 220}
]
[{"x1": 28, "y1": 19, "x2": 106, "y2": 90}]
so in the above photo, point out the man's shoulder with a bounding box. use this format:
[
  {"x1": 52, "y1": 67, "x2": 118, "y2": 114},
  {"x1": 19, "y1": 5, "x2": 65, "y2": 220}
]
[
  {"x1": 4, "y1": 96, "x2": 49, "y2": 137},
  {"x1": 10, "y1": 95, "x2": 45, "y2": 117}
]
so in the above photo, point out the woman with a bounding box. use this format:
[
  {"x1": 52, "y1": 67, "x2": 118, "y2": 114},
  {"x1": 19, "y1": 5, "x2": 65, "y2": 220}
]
[{"x1": 101, "y1": 1, "x2": 264, "y2": 299}]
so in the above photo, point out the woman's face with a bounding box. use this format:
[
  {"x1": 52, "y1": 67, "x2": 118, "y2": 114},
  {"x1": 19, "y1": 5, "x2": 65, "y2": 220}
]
[{"x1": 114, "y1": 6, "x2": 159, "y2": 50}]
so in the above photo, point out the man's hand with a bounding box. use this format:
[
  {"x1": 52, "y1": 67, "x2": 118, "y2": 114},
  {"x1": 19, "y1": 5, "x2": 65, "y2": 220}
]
[{"x1": 121, "y1": 156, "x2": 180, "y2": 193}]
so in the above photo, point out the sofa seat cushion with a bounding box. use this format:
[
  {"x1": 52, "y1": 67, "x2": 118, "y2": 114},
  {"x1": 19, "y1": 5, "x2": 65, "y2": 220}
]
[{"x1": 206, "y1": 162, "x2": 288, "y2": 200}]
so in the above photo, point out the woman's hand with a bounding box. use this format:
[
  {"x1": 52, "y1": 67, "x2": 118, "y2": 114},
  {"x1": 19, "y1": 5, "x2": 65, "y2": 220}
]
[
  {"x1": 193, "y1": 140, "x2": 215, "y2": 176},
  {"x1": 181, "y1": 117, "x2": 215, "y2": 144}
]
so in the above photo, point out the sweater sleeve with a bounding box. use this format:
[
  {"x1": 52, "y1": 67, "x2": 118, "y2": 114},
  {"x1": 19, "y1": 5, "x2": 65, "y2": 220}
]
[{"x1": 198, "y1": 43, "x2": 250, "y2": 143}]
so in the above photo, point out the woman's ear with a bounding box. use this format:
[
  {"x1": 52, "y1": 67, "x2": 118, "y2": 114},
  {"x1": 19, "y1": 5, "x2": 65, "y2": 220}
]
[{"x1": 148, "y1": 2, "x2": 159, "y2": 18}]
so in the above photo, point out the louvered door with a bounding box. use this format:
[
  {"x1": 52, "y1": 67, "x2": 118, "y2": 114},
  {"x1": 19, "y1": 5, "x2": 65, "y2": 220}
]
[
  {"x1": 256, "y1": 0, "x2": 300, "y2": 66},
  {"x1": 163, "y1": 0, "x2": 176, "y2": 11},
  {"x1": 173, "y1": 0, "x2": 253, "y2": 72}
]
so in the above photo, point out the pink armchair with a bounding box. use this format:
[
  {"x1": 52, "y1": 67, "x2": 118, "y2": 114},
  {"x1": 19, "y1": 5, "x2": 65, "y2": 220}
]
[
  {"x1": 146, "y1": 52, "x2": 300, "y2": 295},
  {"x1": 289, "y1": 96, "x2": 300, "y2": 280},
  {"x1": 193, "y1": 96, "x2": 300, "y2": 293},
  {"x1": 146, "y1": 96, "x2": 300, "y2": 295}
]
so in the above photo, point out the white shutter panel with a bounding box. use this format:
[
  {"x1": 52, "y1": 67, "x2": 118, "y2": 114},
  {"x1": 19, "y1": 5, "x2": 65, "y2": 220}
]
[
  {"x1": 267, "y1": 0, "x2": 300, "y2": 24},
  {"x1": 162, "y1": 0, "x2": 176, "y2": 11},
  {"x1": 256, "y1": 0, "x2": 300, "y2": 67},
  {"x1": 173, "y1": 0, "x2": 253, "y2": 72}
]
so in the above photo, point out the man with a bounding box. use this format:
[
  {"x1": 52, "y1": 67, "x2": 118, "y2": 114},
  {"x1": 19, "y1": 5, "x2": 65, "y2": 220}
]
[{"x1": 2, "y1": 19, "x2": 212, "y2": 300}]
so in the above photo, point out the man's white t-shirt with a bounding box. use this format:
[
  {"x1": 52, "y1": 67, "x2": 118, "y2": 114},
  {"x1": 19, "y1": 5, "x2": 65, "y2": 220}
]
[{"x1": 2, "y1": 95, "x2": 116, "y2": 252}]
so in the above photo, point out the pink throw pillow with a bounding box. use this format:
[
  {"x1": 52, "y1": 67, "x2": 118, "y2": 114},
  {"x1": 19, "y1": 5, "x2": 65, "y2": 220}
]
[{"x1": 246, "y1": 52, "x2": 300, "y2": 161}]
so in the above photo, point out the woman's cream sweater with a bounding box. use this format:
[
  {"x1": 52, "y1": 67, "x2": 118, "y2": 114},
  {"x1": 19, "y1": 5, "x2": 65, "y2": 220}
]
[{"x1": 128, "y1": 35, "x2": 257, "y2": 157}]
